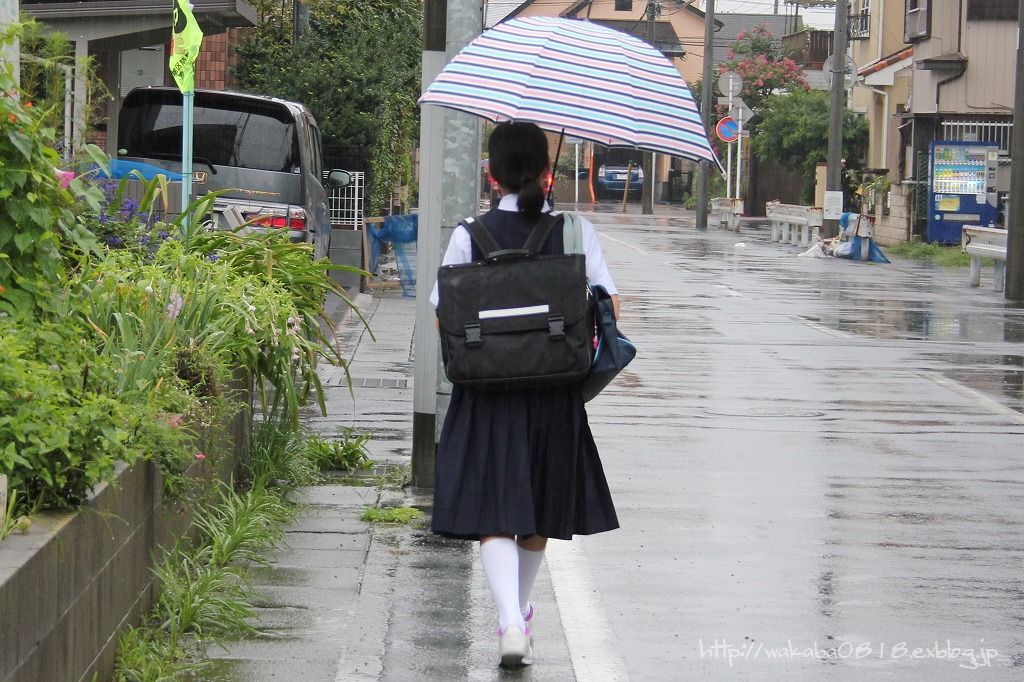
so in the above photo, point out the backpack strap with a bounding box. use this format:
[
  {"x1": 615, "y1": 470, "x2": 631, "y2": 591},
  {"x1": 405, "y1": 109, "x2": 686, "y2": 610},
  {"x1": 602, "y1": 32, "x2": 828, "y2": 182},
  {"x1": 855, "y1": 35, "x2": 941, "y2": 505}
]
[
  {"x1": 522, "y1": 213, "x2": 564, "y2": 254},
  {"x1": 560, "y1": 212, "x2": 584, "y2": 254},
  {"x1": 461, "y1": 215, "x2": 502, "y2": 258}
]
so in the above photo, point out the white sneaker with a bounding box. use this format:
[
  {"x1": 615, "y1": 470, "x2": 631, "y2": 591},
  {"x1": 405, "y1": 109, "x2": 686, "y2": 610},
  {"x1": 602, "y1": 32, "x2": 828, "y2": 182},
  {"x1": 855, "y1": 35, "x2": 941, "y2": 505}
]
[{"x1": 498, "y1": 625, "x2": 529, "y2": 669}]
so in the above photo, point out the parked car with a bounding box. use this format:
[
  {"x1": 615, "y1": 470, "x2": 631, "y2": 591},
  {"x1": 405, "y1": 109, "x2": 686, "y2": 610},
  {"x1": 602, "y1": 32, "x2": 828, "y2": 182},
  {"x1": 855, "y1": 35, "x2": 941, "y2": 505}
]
[
  {"x1": 117, "y1": 87, "x2": 350, "y2": 260},
  {"x1": 595, "y1": 164, "x2": 643, "y2": 200}
]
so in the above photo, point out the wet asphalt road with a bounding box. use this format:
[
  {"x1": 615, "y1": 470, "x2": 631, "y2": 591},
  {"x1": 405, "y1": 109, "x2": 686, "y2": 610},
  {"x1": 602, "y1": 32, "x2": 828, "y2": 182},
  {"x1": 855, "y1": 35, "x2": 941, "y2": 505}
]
[
  {"x1": 215, "y1": 207, "x2": 1024, "y2": 681},
  {"x1": 572, "y1": 212, "x2": 1024, "y2": 680}
]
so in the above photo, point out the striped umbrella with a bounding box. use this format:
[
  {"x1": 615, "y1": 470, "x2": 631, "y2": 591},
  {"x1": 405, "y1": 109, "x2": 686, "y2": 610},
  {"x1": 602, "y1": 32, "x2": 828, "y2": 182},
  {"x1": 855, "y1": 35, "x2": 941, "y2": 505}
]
[{"x1": 419, "y1": 16, "x2": 719, "y2": 167}]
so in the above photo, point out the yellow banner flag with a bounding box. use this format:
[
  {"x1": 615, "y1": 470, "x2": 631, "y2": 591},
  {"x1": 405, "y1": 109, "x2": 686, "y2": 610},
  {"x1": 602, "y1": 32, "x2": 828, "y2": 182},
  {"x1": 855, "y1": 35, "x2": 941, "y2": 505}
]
[{"x1": 169, "y1": 0, "x2": 203, "y2": 93}]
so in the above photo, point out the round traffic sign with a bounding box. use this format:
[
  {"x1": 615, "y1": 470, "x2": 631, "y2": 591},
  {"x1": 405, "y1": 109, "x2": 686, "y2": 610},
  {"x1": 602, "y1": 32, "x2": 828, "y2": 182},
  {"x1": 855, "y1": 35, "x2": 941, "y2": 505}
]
[
  {"x1": 718, "y1": 71, "x2": 743, "y2": 97},
  {"x1": 716, "y1": 116, "x2": 739, "y2": 143}
]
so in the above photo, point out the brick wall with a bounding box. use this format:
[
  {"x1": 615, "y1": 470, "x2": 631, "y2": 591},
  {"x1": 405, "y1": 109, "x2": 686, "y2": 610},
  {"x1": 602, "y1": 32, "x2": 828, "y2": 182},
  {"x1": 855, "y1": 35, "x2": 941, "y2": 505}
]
[
  {"x1": 873, "y1": 184, "x2": 912, "y2": 246},
  {"x1": 194, "y1": 28, "x2": 247, "y2": 91}
]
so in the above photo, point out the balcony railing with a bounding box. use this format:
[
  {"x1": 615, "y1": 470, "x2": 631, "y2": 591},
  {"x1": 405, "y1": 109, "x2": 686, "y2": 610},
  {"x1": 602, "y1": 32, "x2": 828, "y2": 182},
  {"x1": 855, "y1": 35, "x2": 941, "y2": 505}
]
[{"x1": 849, "y1": 12, "x2": 870, "y2": 40}]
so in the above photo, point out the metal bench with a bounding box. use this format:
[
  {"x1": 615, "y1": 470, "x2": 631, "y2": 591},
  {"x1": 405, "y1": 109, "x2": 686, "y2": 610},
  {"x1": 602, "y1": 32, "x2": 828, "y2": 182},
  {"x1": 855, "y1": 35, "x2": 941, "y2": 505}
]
[
  {"x1": 765, "y1": 201, "x2": 824, "y2": 247},
  {"x1": 710, "y1": 197, "x2": 742, "y2": 231},
  {"x1": 961, "y1": 225, "x2": 1008, "y2": 291}
]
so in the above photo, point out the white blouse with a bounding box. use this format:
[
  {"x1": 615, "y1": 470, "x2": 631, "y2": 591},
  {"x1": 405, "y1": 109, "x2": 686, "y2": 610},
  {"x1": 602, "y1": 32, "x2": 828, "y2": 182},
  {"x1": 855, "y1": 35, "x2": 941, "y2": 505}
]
[{"x1": 430, "y1": 193, "x2": 618, "y2": 307}]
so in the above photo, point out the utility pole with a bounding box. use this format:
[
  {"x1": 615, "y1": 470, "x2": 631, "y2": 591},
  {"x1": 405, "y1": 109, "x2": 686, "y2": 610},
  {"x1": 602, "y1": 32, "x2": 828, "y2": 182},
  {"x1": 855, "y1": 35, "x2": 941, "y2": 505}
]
[
  {"x1": 695, "y1": 0, "x2": 715, "y2": 230},
  {"x1": 641, "y1": 0, "x2": 659, "y2": 215},
  {"x1": 825, "y1": 0, "x2": 849, "y2": 236},
  {"x1": 413, "y1": 0, "x2": 482, "y2": 488},
  {"x1": 1005, "y1": 0, "x2": 1024, "y2": 300},
  {"x1": 1, "y1": 0, "x2": 18, "y2": 87}
]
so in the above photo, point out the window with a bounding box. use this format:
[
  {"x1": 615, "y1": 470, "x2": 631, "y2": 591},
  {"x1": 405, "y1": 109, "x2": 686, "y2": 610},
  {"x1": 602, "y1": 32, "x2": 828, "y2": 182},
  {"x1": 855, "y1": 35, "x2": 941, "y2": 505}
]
[
  {"x1": 614, "y1": 0, "x2": 633, "y2": 11},
  {"x1": 905, "y1": 0, "x2": 931, "y2": 42},
  {"x1": 850, "y1": 0, "x2": 871, "y2": 40},
  {"x1": 967, "y1": 0, "x2": 1017, "y2": 20}
]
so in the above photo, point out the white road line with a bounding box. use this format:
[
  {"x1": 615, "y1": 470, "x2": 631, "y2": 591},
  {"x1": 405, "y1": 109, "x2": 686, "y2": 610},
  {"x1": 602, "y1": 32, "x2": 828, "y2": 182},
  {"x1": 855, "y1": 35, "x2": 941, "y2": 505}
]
[
  {"x1": 794, "y1": 316, "x2": 854, "y2": 339},
  {"x1": 546, "y1": 539, "x2": 630, "y2": 681},
  {"x1": 919, "y1": 371, "x2": 1024, "y2": 424},
  {"x1": 601, "y1": 233, "x2": 649, "y2": 256}
]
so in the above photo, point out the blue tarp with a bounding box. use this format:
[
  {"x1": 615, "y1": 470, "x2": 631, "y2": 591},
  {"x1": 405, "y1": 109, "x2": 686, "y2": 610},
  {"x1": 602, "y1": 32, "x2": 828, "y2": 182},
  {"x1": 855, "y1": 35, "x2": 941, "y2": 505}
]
[
  {"x1": 839, "y1": 212, "x2": 891, "y2": 263},
  {"x1": 96, "y1": 160, "x2": 183, "y2": 181},
  {"x1": 367, "y1": 214, "x2": 418, "y2": 297}
]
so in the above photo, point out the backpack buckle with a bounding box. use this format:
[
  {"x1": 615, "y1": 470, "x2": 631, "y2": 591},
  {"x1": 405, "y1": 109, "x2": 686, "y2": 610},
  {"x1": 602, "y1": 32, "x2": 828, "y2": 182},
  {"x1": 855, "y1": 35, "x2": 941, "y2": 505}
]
[
  {"x1": 548, "y1": 315, "x2": 565, "y2": 340},
  {"x1": 465, "y1": 322, "x2": 482, "y2": 347}
]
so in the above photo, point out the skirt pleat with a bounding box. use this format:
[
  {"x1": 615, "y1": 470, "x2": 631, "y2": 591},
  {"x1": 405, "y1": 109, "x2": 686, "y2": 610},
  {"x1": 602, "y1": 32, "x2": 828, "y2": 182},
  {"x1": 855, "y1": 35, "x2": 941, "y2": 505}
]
[{"x1": 432, "y1": 384, "x2": 618, "y2": 541}]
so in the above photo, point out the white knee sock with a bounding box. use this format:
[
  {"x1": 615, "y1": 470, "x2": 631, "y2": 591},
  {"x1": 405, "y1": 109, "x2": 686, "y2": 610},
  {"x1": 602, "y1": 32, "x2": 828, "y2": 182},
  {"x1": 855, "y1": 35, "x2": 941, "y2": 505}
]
[
  {"x1": 517, "y1": 545, "x2": 545, "y2": 618},
  {"x1": 480, "y1": 537, "x2": 524, "y2": 632}
]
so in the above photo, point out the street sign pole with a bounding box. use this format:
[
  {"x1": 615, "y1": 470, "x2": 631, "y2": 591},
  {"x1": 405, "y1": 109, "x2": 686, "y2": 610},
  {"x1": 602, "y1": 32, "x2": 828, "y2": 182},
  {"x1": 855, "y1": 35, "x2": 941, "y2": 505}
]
[
  {"x1": 736, "y1": 107, "x2": 743, "y2": 203},
  {"x1": 180, "y1": 91, "x2": 193, "y2": 226},
  {"x1": 727, "y1": 88, "x2": 734, "y2": 199}
]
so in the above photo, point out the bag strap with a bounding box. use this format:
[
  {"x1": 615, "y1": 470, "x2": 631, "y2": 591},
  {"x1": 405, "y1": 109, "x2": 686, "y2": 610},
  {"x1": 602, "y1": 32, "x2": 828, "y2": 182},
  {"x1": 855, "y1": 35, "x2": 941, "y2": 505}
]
[
  {"x1": 522, "y1": 213, "x2": 564, "y2": 254},
  {"x1": 462, "y1": 215, "x2": 502, "y2": 258},
  {"x1": 560, "y1": 212, "x2": 584, "y2": 254}
]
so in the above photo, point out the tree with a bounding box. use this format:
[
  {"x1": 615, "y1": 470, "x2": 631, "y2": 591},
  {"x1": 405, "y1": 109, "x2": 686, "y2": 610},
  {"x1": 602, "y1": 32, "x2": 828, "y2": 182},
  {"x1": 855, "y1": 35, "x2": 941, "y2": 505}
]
[
  {"x1": 751, "y1": 89, "x2": 868, "y2": 203},
  {"x1": 234, "y1": 1, "x2": 422, "y2": 214},
  {"x1": 717, "y1": 26, "x2": 807, "y2": 113}
]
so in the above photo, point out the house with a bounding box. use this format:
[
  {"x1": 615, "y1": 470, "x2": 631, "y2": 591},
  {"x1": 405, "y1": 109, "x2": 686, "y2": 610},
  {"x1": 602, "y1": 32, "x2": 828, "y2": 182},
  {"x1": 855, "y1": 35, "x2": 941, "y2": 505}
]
[
  {"x1": 21, "y1": 0, "x2": 258, "y2": 155},
  {"x1": 850, "y1": 0, "x2": 1015, "y2": 243},
  {"x1": 499, "y1": 0, "x2": 719, "y2": 201}
]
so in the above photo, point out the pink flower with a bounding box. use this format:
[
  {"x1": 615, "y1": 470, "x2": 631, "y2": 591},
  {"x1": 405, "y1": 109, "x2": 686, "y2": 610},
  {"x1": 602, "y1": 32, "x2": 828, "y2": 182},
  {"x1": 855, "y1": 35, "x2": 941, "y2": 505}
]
[
  {"x1": 55, "y1": 169, "x2": 76, "y2": 190},
  {"x1": 195, "y1": 452, "x2": 206, "y2": 460}
]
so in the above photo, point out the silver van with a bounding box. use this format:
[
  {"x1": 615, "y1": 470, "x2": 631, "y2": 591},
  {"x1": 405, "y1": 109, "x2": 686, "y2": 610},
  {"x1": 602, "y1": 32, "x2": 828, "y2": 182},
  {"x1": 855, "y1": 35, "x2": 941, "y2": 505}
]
[{"x1": 117, "y1": 87, "x2": 349, "y2": 260}]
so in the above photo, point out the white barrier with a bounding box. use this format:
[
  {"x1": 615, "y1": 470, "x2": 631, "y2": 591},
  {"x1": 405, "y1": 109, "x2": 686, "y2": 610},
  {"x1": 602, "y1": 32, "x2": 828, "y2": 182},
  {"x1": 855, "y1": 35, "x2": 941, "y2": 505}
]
[
  {"x1": 765, "y1": 201, "x2": 824, "y2": 247},
  {"x1": 961, "y1": 225, "x2": 1008, "y2": 291},
  {"x1": 710, "y1": 197, "x2": 743, "y2": 231}
]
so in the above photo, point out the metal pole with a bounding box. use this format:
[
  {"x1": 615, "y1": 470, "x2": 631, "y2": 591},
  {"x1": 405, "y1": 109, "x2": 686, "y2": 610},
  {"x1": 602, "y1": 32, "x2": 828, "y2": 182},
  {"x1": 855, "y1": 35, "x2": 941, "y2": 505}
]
[
  {"x1": 1006, "y1": 0, "x2": 1024, "y2": 300},
  {"x1": 574, "y1": 142, "x2": 580, "y2": 205},
  {"x1": 641, "y1": 0, "x2": 658, "y2": 215},
  {"x1": 825, "y1": 1, "x2": 849, "y2": 236},
  {"x1": 726, "y1": 88, "x2": 733, "y2": 198},
  {"x1": 2, "y1": 1, "x2": 18, "y2": 88},
  {"x1": 695, "y1": 0, "x2": 715, "y2": 230},
  {"x1": 180, "y1": 90, "x2": 194, "y2": 227},
  {"x1": 736, "y1": 107, "x2": 744, "y2": 202}
]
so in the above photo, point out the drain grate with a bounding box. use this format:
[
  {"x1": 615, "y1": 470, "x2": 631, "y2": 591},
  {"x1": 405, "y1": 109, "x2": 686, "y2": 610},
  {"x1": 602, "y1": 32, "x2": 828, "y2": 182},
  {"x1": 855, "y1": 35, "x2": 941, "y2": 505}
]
[{"x1": 347, "y1": 377, "x2": 409, "y2": 389}]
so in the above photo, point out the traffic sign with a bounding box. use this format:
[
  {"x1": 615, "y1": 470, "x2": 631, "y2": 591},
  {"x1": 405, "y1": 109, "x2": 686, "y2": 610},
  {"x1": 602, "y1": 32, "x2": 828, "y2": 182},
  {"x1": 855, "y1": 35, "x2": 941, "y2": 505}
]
[
  {"x1": 716, "y1": 117, "x2": 739, "y2": 143},
  {"x1": 718, "y1": 71, "x2": 743, "y2": 97},
  {"x1": 717, "y1": 96, "x2": 755, "y2": 124}
]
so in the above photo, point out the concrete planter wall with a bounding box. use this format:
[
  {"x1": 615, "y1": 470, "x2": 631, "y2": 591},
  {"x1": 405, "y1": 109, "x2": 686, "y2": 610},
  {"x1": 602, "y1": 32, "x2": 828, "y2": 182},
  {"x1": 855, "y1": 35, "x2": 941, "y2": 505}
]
[
  {"x1": 0, "y1": 384, "x2": 250, "y2": 682},
  {"x1": 330, "y1": 228, "x2": 364, "y2": 292}
]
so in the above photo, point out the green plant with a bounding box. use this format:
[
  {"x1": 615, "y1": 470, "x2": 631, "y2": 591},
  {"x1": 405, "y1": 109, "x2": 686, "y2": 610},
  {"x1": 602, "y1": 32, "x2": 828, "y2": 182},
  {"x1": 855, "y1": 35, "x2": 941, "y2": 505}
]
[
  {"x1": 192, "y1": 483, "x2": 293, "y2": 569},
  {"x1": 889, "y1": 240, "x2": 974, "y2": 267},
  {"x1": 114, "y1": 627, "x2": 202, "y2": 682},
  {"x1": 153, "y1": 552, "x2": 259, "y2": 645},
  {"x1": 361, "y1": 505, "x2": 422, "y2": 524},
  {"x1": 0, "y1": 318, "x2": 135, "y2": 508},
  {"x1": 1, "y1": 31, "x2": 105, "y2": 317},
  {"x1": 0, "y1": 488, "x2": 32, "y2": 541},
  {"x1": 244, "y1": 416, "x2": 316, "y2": 488},
  {"x1": 306, "y1": 429, "x2": 373, "y2": 472},
  {"x1": 372, "y1": 461, "x2": 411, "y2": 491}
]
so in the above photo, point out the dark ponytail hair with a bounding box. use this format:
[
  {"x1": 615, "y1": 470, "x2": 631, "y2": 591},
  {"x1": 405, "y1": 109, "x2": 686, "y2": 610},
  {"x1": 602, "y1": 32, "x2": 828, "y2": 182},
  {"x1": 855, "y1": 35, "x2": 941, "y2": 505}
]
[{"x1": 488, "y1": 122, "x2": 550, "y2": 221}]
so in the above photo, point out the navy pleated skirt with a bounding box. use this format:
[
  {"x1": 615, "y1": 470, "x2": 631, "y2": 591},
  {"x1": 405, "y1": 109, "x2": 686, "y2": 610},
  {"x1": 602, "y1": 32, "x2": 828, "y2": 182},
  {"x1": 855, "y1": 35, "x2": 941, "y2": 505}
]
[{"x1": 432, "y1": 383, "x2": 619, "y2": 541}]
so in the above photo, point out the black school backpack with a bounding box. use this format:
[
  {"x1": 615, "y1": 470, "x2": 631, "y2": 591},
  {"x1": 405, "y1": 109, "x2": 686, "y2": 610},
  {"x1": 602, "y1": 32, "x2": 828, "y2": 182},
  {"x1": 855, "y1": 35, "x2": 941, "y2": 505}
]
[{"x1": 436, "y1": 212, "x2": 593, "y2": 390}]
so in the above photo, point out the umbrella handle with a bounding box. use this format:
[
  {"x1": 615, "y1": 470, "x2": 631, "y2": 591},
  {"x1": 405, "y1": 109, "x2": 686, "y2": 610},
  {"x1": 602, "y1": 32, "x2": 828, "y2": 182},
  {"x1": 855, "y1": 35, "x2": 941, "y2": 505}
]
[{"x1": 546, "y1": 128, "x2": 565, "y2": 207}]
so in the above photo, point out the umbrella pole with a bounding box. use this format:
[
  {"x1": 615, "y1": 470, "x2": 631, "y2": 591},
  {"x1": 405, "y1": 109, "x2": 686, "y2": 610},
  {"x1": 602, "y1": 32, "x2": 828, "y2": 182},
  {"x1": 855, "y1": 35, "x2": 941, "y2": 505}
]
[{"x1": 547, "y1": 128, "x2": 565, "y2": 206}]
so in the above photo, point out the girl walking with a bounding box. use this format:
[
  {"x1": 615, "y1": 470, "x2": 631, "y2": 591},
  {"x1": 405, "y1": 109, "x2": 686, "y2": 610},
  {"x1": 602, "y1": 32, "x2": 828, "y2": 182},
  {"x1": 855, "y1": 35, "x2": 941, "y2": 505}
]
[{"x1": 429, "y1": 121, "x2": 620, "y2": 668}]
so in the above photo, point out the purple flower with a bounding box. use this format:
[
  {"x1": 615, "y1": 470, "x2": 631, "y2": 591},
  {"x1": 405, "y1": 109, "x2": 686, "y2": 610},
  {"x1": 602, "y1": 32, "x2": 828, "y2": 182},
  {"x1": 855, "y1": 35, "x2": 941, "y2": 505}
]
[
  {"x1": 98, "y1": 214, "x2": 109, "y2": 225},
  {"x1": 208, "y1": 253, "x2": 219, "y2": 263},
  {"x1": 137, "y1": 235, "x2": 151, "y2": 245},
  {"x1": 105, "y1": 235, "x2": 123, "y2": 247},
  {"x1": 119, "y1": 198, "x2": 139, "y2": 218},
  {"x1": 158, "y1": 230, "x2": 169, "y2": 240}
]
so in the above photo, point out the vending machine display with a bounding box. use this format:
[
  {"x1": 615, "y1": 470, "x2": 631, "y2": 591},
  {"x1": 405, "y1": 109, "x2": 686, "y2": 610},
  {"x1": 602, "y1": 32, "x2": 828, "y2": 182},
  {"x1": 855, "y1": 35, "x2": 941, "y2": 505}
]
[{"x1": 926, "y1": 141, "x2": 999, "y2": 244}]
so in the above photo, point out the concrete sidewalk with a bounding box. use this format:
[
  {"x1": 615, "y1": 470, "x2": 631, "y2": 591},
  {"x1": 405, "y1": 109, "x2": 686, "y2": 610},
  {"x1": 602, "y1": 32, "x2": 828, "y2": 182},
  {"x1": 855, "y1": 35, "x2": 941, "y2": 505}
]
[{"x1": 209, "y1": 291, "x2": 573, "y2": 681}]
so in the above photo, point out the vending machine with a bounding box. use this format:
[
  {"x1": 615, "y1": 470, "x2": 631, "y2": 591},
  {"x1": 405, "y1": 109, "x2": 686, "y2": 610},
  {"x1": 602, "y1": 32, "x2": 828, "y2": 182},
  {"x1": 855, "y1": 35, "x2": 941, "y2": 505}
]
[{"x1": 926, "y1": 141, "x2": 999, "y2": 243}]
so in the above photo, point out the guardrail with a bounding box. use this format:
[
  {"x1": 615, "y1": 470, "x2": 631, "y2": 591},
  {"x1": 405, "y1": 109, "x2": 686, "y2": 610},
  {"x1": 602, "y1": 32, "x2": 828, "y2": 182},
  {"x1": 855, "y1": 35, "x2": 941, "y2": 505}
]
[
  {"x1": 765, "y1": 201, "x2": 824, "y2": 247},
  {"x1": 961, "y1": 225, "x2": 1008, "y2": 291}
]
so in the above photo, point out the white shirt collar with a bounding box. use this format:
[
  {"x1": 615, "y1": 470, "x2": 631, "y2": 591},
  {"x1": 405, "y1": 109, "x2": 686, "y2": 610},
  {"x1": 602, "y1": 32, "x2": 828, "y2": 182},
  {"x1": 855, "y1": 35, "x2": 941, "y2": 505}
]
[{"x1": 497, "y1": 193, "x2": 552, "y2": 213}]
